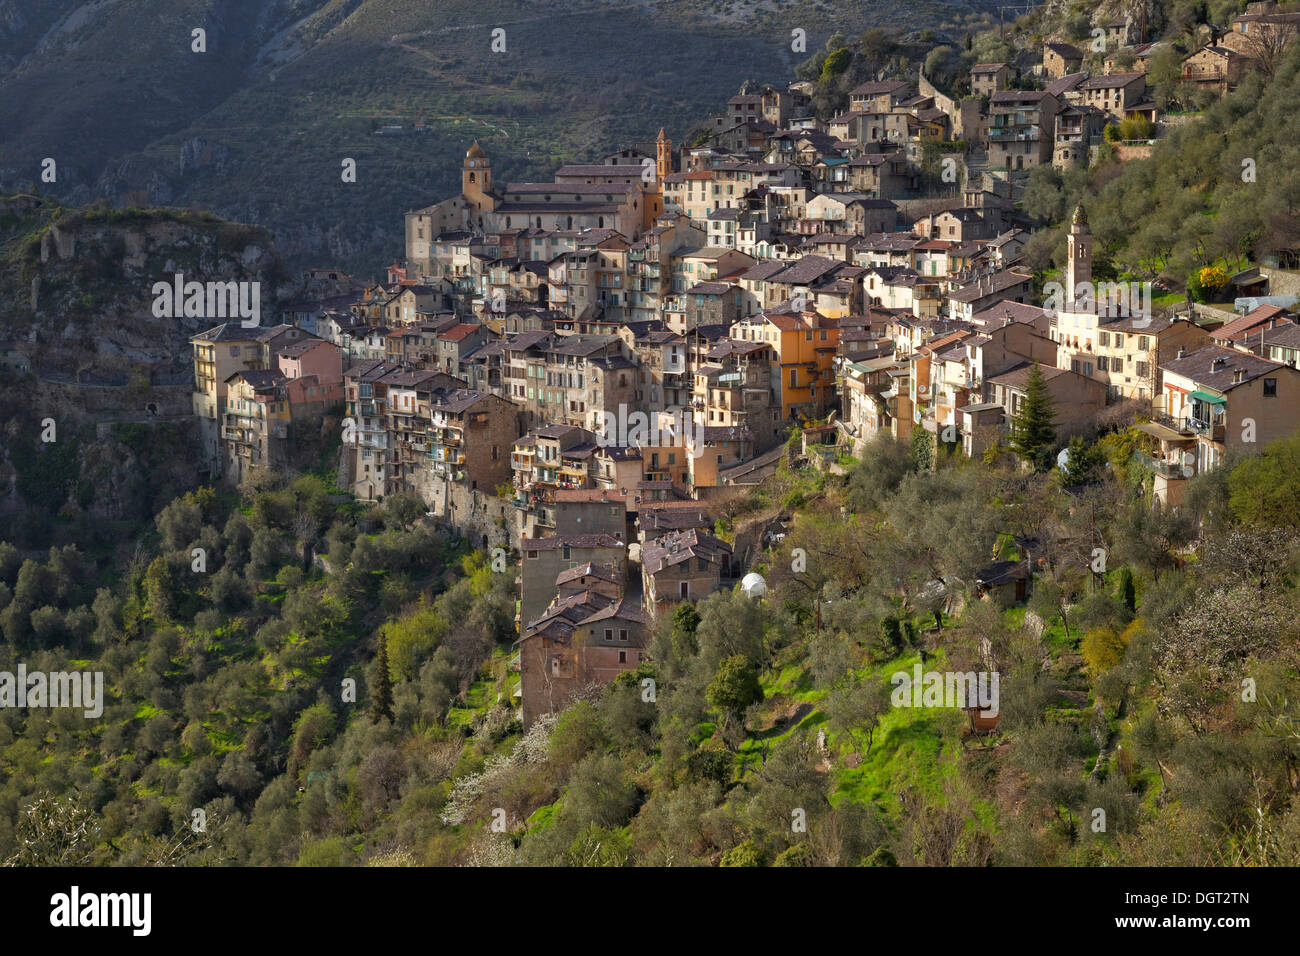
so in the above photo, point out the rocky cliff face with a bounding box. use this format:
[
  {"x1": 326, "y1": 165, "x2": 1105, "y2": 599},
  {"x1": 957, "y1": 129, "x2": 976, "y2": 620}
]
[
  {"x1": 0, "y1": 196, "x2": 292, "y2": 543},
  {"x1": 3, "y1": 198, "x2": 291, "y2": 384}
]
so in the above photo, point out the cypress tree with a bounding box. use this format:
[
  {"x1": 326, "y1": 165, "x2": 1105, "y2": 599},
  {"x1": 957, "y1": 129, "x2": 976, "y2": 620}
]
[
  {"x1": 370, "y1": 634, "x2": 394, "y2": 723},
  {"x1": 1008, "y1": 365, "x2": 1058, "y2": 472},
  {"x1": 1118, "y1": 567, "x2": 1136, "y2": 614}
]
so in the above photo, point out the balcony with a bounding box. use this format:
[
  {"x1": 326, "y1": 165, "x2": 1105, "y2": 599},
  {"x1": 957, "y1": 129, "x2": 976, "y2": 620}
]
[
  {"x1": 426, "y1": 427, "x2": 461, "y2": 446},
  {"x1": 430, "y1": 448, "x2": 466, "y2": 465},
  {"x1": 511, "y1": 487, "x2": 555, "y2": 509},
  {"x1": 988, "y1": 127, "x2": 1041, "y2": 142},
  {"x1": 1188, "y1": 418, "x2": 1226, "y2": 442},
  {"x1": 1135, "y1": 451, "x2": 1193, "y2": 479},
  {"x1": 1144, "y1": 412, "x2": 1193, "y2": 436}
]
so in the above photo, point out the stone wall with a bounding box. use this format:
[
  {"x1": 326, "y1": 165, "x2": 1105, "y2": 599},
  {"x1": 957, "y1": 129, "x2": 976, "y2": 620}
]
[
  {"x1": 415, "y1": 471, "x2": 522, "y2": 551},
  {"x1": 30, "y1": 378, "x2": 192, "y2": 424},
  {"x1": 1261, "y1": 267, "x2": 1300, "y2": 298}
]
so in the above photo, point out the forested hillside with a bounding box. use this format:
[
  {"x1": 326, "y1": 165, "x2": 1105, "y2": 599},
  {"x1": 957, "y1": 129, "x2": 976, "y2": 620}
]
[
  {"x1": 4, "y1": 0, "x2": 1300, "y2": 870},
  {"x1": 3, "y1": 412, "x2": 1299, "y2": 865},
  {"x1": 1020, "y1": 47, "x2": 1300, "y2": 287}
]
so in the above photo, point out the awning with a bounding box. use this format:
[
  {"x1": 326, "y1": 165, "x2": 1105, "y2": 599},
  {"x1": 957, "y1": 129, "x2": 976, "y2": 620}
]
[
  {"x1": 1190, "y1": 390, "x2": 1226, "y2": 404},
  {"x1": 1134, "y1": 421, "x2": 1187, "y2": 442}
]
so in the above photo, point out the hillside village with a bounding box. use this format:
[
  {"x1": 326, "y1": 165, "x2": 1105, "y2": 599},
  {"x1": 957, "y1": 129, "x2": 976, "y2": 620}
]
[{"x1": 187, "y1": 1, "x2": 1300, "y2": 729}]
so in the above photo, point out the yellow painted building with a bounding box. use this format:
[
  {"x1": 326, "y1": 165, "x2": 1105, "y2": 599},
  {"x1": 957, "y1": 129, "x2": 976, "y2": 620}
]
[
  {"x1": 728, "y1": 310, "x2": 841, "y2": 421},
  {"x1": 191, "y1": 325, "x2": 272, "y2": 421}
]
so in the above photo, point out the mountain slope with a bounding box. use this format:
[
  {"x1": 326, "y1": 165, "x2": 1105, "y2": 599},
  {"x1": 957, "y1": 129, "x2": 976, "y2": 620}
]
[{"x1": 0, "y1": 0, "x2": 1004, "y2": 272}]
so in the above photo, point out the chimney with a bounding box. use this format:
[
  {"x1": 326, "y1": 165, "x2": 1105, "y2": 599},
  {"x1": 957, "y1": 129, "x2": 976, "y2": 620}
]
[
  {"x1": 1177, "y1": 346, "x2": 1187, "y2": 359},
  {"x1": 1212, "y1": 356, "x2": 1227, "y2": 371},
  {"x1": 1233, "y1": 368, "x2": 1246, "y2": 384}
]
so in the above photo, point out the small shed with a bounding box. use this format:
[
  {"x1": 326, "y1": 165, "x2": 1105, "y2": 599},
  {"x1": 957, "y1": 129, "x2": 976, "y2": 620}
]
[{"x1": 974, "y1": 560, "x2": 1029, "y2": 607}]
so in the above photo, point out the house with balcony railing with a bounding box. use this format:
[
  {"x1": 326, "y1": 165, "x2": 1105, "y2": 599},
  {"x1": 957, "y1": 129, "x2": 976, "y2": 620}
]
[
  {"x1": 1147, "y1": 345, "x2": 1300, "y2": 504},
  {"x1": 988, "y1": 90, "x2": 1059, "y2": 171}
]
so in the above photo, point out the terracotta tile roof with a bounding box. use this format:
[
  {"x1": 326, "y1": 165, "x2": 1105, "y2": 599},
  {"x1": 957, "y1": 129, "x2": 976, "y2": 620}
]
[{"x1": 1212, "y1": 305, "x2": 1288, "y2": 342}]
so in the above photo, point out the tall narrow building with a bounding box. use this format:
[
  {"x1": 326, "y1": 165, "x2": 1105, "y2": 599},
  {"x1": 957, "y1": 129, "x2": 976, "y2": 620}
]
[
  {"x1": 462, "y1": 140, "x2": 495, "y2": 224},
  {"x1": 1066, "y1": 202, "x2": 1091, "y2": 303},
  {"x1": 656, "y1": 127, "x2": 672, "y2": 187}
]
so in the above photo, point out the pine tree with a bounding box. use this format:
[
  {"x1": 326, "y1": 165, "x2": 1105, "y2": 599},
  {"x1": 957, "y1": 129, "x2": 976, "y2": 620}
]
[
  {"x1": 1008, "y1": 365, "x2": 1058, "y2": 472},
  {"x1": 370, "y1": 634, "x2": 394, "y2": 723}
]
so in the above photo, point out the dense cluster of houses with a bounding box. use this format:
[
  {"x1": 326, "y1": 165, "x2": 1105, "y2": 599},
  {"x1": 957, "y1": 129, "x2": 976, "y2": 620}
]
[{"x1": 187, "y1": 3, "x2": 1300, "y2": 724}]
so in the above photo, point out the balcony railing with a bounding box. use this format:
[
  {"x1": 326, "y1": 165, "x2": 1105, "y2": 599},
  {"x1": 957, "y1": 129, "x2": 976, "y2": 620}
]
[
  {"x1": 1135, "y1": 451, "x2": 1194, "y2": 478},
  {"x1": 1188, "y1": 418, "x2": 1226, "y2": 442},
  {"x1": 988, "y1": 128, "x2": 1042, "y2": 142},
  {"x1": 1146, "y1": 412, "x2": 1193, "y2": 436},
  {"x1": 426, "y1": 428, "x2": 461, "y2": 446}
]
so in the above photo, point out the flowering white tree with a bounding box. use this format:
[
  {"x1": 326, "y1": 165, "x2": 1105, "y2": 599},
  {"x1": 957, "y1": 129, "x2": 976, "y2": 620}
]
[{"x1": 441, "y1": 714, "x2": 557, "y2": 826}]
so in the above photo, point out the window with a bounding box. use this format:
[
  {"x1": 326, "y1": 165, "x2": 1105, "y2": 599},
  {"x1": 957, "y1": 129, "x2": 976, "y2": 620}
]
[
  {"x1": 526, "y1": 550, "x2": 538, "y2": 560},
  {"x1": 619, "y1": 629, "x2": 628, "y2": 642},
  {"x1": 1264, "y1": 377, "x2": 1278, "y2": 397},
  {"x1": 562, "y1": 545, "x2": 571, "y2": 560},
  {"x1": 618, "y1": 651, "x2": 627, "y2": 664},
  {"x1": 604, "y1": 628, "x2": 613, "y2": 642},
  {"x1": 679, "y1": 581, "x2": 689, "y2": 599}
]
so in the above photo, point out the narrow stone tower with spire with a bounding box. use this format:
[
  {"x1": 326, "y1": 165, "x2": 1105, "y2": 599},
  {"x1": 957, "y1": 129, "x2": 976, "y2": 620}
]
[
  {"x1": 656, "y1": 128, "x2": 672, "y2": 187},
  {"x1": 1067, "y1": 203, "x2": 1091, "y2": 305}
]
